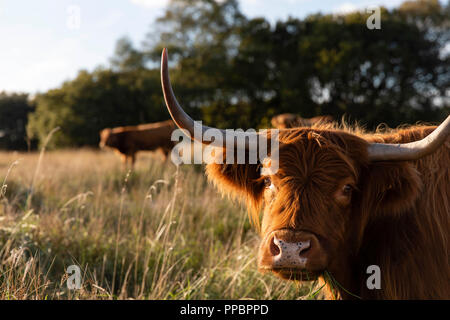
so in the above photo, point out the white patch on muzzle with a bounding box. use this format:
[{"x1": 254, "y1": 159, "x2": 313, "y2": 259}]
[{"x1": 272, "y1": 237, "x2": 310, "y2": 269}]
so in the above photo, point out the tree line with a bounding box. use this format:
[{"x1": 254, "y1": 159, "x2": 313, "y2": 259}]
[{"x1": 1, "y1": 0, "x2": 448, "y2": 150}]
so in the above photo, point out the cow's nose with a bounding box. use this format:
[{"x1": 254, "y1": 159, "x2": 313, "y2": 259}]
[{"x1": 270, "y1": 235, "x2": 310, "y2": 268}]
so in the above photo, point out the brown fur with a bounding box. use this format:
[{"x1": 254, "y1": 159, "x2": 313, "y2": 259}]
[
  {"x1": 99, "y1": 120, "x2": 177, "y2": 166},
  {"x1": 271, "y1": 113, "x2": 334, "y2": 129},
  {"x1": 206, "y1": 123, "x2": 449, "y2": 299}
]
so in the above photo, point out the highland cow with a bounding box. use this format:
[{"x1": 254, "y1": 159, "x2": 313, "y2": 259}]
[
  {"x1": 99, "y1": 120, "x2": 177, "y2": 166},
  {"x1": 161, "y1": 49, "x2": 449, "y2": 299}
]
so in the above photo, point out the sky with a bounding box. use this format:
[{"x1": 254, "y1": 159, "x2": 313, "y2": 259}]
[{"x1": 0, "y1": 0, "x2": 429, "y2": 94}]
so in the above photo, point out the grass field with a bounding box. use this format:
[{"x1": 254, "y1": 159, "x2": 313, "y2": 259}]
[{"x1": 0, "y1": 148, "x2": 321, "y2": 300}]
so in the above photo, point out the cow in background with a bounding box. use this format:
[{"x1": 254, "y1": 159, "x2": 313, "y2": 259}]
[
  {"x1": 271, "y1": 113, "x2": 334, "y2": 129},
  {"x1": 99, "y1": 120, "x2": 176, "y2": 167}
]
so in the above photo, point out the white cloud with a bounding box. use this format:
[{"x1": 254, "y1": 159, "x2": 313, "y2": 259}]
[
  {"x1": 130, "y1": 0, "x2": 244, "y2": 7},
  {"x1": 333, "y1": 3, "x2": 358, "y2": 14},
  {"x1": 0, "y1": 27, "x2": 104, "y2": 93},
  {"x1": 130, "y1": 0, "x2": 169, "y2": 9},
  {"x1": 241, "y1": 0, "x2": 259, "y2": 4},
  {"x1": 242, "y1": 0, "x2": 309, "y2": 5},
  {"x1": 333, "y1": 0, "x2": 405, "y2": 14},
  {"x1": 96, "y1": 10, "x2": 124, "y2": 29}
]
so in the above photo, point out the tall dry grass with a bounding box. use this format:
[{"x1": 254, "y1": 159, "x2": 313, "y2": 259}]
[{"x1": 0, "y1": 148, "x2": 320, "y2": 300}]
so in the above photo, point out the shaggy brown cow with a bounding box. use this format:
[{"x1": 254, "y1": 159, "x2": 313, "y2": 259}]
[
  {"x1": 161, "y1": 49, "x2": 450, "y2": 299},
  {"x1": 271, "y1": 113, "x2": 334, "y2": 129},
  {"x1": 99, "y1": 120, "x2": 177, "y2": 166}
]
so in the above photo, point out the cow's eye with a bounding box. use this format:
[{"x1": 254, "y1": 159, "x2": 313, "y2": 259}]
[{"x1": 342, "y1": 184, "x2": 353, "y2": 196}]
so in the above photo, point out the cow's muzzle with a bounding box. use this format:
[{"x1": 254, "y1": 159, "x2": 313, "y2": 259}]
[{"x1": 258, "y1": 229, "x2": 328, "y2": 280}]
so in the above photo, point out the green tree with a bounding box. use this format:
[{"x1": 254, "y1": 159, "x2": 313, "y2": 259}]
[
  {"x1": 146, "y1": 0, "x2": 247, "y2": 123},
  {"x1": 0, "y1": 92, "x2": 34, "y2": 150},
  {"x1": 289, "y1": 10, "x2": 448, "y2": 128},
  {"x1": 28, "y1": 0, "x2": 449, "y2": 148},
  {"x1": 27, "y1": 68, "x2": 168, "y2": 149},
  {"x1": 110, "y1": 36, "x2": 146, "y2": 71},
  {"x1": 148, "y1": 0, "x2": 448, "y2": 130}
]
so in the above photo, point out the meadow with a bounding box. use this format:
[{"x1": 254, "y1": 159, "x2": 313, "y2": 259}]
[{"x1": 0, "y1": 148, "x2": 320, "y2": 300}]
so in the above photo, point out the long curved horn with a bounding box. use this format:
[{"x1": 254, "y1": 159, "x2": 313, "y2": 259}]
[
  {"x1": 368, "y1": 115, "x2": 450, "y2": 161},
  {"x1": 161, "y1": 48, "x2": 258, "y2": 149},
  {"x1": 161, "y1": 48, "x2": 217, "y2": 143}
]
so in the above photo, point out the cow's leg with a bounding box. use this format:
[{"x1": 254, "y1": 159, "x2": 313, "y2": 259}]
[
  {"x1": 162, "y1": 147, "x2": 173, "y2": 162},
  {"x1": 156, "y1": 148, "x2": 167, "y2": 161},
  {"x1": 120, "y1": 153, "x2": 128, "y2": 170},
  {"x1": 130, "y1": 153, "x2": 136, "y2": 167},
  {"x1": 162, "y1": 149, "x2": 169, "y2": 162}
]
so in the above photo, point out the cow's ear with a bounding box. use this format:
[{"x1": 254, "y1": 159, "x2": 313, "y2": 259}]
[
  {"x1": 360, "y1": 161, "x2": 422, "y2": 217},
  {"x1": 206, "y1": 162, "x2": 265, "y2": 216}
]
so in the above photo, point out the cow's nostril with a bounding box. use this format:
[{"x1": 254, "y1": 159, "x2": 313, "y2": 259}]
[
  {"x1": 270, "y1": 236, "x2": 280, "y2": 256},
  {"x1": 298, "y1": 241, "x2": 311, "y2": 256}
]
